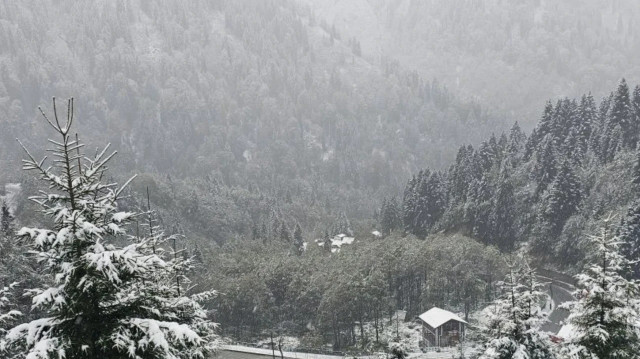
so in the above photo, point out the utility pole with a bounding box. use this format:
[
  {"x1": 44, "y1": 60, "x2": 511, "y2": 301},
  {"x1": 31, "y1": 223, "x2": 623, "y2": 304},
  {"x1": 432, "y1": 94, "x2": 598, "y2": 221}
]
[
  {"x1": 395, "y1": 310, "x2": 399, "y2": 340},
  {"x1": 271, "y1": 332, "x2": 275, "y2": 359}
]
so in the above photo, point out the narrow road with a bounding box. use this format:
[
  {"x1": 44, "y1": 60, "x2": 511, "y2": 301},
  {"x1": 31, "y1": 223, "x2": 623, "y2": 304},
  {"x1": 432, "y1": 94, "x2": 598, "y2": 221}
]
[{"x1": 538, "y1": 277, "x2": 574, "y2": 334}]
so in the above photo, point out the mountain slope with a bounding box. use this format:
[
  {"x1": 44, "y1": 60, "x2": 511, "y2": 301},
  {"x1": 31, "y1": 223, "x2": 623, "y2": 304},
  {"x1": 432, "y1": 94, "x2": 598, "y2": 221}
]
[
  {"x1": 303, "y1": 0, "x2": 640, "y2": 121},
  {"x1": 0, "y1": 0, "x2": 506, "y2": 244}
]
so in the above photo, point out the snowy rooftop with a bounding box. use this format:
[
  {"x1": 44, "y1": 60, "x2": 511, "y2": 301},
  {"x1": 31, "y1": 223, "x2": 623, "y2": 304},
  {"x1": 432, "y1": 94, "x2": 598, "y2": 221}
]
[
  {"x1": 419, "y1": 307, "x2": 467, "y2": 328},
  {"x1": 557, "y1": 324, "x2": 577, "y2": 340}
]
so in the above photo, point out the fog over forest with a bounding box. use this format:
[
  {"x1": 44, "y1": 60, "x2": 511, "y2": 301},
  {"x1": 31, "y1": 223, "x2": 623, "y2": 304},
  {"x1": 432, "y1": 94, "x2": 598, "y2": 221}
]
[{"x1": 1, "y1": 1, "x2": 640, "y2": 358}]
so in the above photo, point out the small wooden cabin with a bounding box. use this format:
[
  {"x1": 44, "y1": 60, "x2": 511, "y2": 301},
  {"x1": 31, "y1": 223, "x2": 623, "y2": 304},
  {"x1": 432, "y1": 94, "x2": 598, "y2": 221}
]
[{"x1": 418, "y1": 307, "x2": 467, "y2": 347}]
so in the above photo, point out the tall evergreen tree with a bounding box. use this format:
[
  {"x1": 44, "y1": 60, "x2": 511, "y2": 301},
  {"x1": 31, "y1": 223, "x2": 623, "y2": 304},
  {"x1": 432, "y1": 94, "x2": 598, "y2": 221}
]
[
  {"x1": 588, "y1": 94, "x2": 612, "y2": 162},
  {"x1": 402, "y1": 173, "x2": 420, "y2": 234},
  {"x1": 490, "y1": 168, "x2": 516, "y2": 251},
  {"x1": 450, "y1": 147, "x2": 472, "y2": 204},
  {"x1": 468, "y1": 174, "x2": 493, "y2": 243},
  {"x1": 5, "y1": 99, "x2": 218, "y2": 359},
  {"x1": 413, "y1": 171, "x2": 446, "y2": 237},
  {"x1": 609, "y1": 79, "x2": 633, "y2": 148},
  {"x1": 506, "y1": 122, "x2": 526, "y2": 165},
  {"x1": 534, "y1": 101, "x2": 556, "y2": 149},
  {"x1": 478, "y1": 136, "x2": 498, "y2": 173},
  {"x1": 534, "y1": 135, "x2": 558, "y2": 196},
  {"x1": 540, "y1": 161, "x2": 581, "y2": 236},
  {"x1": 380, "y1": 197, "x2": 401, "y2": 235},
  {"x1": 561, "y1": 219, "x2": 640, "y2": 359},
  {"x1": 577, "y1": 93, "x2": 596, "y2": 153}
]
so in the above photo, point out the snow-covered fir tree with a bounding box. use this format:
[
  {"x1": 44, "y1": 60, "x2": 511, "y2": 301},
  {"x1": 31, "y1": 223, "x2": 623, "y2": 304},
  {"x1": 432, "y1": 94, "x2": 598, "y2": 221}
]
[
  {"x1": 540, "y1": 160, "x2": 582, "y2": 236},
  {"x1": 489, "y1": 166, "x2": 516, "y2": 251},
  {"x1": 380, "y1": 197, "x2": 401, "y2": 235},
  {"x1": 560, "y1": 217, "x2": 640, "y2": 359},
  {"x1": 476, "y1": 254, "x2": 556, "y2": 359},
  {"x1": 4, "y1": 99, "x2": 219, "y2": 359},
  {"x1": 608, "y1": 79, "x2": 633, "y2": 149}
]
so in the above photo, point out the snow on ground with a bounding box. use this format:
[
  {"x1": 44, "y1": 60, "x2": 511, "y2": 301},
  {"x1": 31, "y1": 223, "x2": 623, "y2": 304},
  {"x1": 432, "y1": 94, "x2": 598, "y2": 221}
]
[
  {"x1": 223, "y1": 344, "x2": 365, "y2": 359},
  {"x1": 256, "y1": 336, "x2": 301, "y2": 351},
  {"x1": 556, "y1": 324, "x2": 577, "y2": 341},
  {"x1": 360, "y1": 310, "x2": 421, "y2": 353}
]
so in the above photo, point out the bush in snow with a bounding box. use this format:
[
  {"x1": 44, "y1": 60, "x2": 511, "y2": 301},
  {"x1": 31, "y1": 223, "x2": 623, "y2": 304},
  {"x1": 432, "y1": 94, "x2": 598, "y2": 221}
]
[
  {"x1": 4, "y1": 99, "x2": 219, "y2": 359},
  {"x1": 388, "y1": 341, "x2": 408, "y2": 359}
]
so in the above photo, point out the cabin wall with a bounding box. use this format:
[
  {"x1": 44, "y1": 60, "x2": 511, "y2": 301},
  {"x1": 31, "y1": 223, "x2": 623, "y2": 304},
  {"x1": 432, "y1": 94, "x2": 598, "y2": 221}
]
[{"x1": 421, "y1": 319, "x2": 465, "y2": 347}]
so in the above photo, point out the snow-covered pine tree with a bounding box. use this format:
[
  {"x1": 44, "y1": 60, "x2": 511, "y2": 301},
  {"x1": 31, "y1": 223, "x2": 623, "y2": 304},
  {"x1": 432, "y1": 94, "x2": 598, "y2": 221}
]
[
  {"x1": 609, "y1": 79, "x2": 633, "y2": 149},
  {"x1": 534, "y1": 134, "x2": 558, "y2": 196},
  {"x1": 380, "y1": 197, "x2": 400, "y2": 235},
  {"x1": 477, "y1": 254, "x2": 556, "y2": 359},
  {"x1": 533, "y1": 102, "x2": 556, "y2": 151},
  {"x1": 577, "y1": 94, "x2": 596, "y2": 154},
  {"x1": 5, "y1": 99, "x2": 218, "y2": 359},
  {"x1": 560, "y1": 217, "x2": 640, "y2": 359},
  {"x1": 540, "y1": 160, "x2": 581, "y2": 236},
  {"x1": 402, "y1": 173, "x2": 419, "y2": 233},
  {"x1": 489, "y1": 166, "x2": 516, "y2": 251},
  {"x1": 414, "y1": 171, "x2": 446, "y2": 237},
  {"x1": 506, "y1": 122, "x2": 526, "y2": 165}
]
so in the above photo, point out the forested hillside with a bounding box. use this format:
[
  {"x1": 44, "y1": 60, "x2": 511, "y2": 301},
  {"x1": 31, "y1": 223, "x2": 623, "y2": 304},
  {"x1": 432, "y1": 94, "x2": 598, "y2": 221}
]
[
  {"x1": 0, "y1": 0, "x2": 504, "y2": 246},
  {"x1": 394, "y1": 79, "x2": 640, "y2": 269},
  {"x1": 304, "y1": 0, "x2": 640, "y2": 120}
]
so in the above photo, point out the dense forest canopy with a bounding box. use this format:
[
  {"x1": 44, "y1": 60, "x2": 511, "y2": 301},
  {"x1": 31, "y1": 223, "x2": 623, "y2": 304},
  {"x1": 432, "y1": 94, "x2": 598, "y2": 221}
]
[
  {"x1": 396, "y1": 79, "x2": 640, "y2": 270},
  {"x1": 0, "y1": 0, "x2": 505, "y2": 246}
]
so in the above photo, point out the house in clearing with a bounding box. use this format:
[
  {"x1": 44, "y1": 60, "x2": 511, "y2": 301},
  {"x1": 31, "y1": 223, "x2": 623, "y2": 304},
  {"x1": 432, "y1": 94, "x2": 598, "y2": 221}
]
[{"x1": 418, "y1": 307, "x2": 467, "y2": 347}]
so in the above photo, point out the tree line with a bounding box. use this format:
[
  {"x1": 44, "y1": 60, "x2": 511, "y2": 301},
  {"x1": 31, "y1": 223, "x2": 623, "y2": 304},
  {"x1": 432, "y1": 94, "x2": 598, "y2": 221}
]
[{"x1": 389, "y1": 79, "x2": 640, "y2": 269}]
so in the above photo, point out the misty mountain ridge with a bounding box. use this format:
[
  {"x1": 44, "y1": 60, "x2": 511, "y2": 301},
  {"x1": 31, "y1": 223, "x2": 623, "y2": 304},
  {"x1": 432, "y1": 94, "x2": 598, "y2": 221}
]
[
  {"x1": 0, "y1": 0, "x2": 505, "y2": 243},
  {"x1": 1, "y1": 2, "x2": 640, "y2": 358},
  {"x1": 303, "y1": 0, "x2": 640, "y2": 121}
]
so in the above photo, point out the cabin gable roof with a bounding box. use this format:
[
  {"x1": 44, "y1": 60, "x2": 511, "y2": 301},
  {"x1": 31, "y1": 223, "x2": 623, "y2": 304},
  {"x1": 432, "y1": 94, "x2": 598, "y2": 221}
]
[{"x1": 418, "y1": 307, "x2": 467, "y2": 329}]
